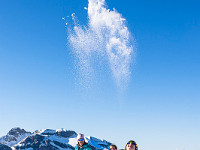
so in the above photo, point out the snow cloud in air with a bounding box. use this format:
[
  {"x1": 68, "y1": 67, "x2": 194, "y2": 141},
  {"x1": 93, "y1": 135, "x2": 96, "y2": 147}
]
[{"x1": 68, "y1": 0, "x2": 134, "y2": 91}]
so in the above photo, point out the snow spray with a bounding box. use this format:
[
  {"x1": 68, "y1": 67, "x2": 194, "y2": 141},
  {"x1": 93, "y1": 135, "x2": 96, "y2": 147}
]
[{"x1": 68, "y1": 0, "x2": 134, "y2": 91}]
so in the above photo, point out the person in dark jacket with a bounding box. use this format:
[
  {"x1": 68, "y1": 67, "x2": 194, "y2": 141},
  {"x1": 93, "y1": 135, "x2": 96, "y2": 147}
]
[
  {"x1": 75, "y1": 133, "x2": 92, "y2": 150},
  {"x1": 125, "y1": 140, "x2": 138, "y2": 150}
]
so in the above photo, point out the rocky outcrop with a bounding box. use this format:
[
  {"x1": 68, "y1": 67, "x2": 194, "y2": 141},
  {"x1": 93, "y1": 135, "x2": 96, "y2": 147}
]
[
  {"x1": 0, "y1": 143, "x2": 12, "y2": 150},
  {"x1": 13, "y1": 134, "x2": 74, "y2": 150},
  {"x1": 56, "y1": 130, "x2": 77, "y2": 138}
]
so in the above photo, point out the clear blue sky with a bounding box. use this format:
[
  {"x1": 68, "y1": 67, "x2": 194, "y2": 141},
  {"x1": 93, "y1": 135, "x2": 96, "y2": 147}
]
[{"x1": 0, "y1": 0, "x2": 200, "y2": 150}]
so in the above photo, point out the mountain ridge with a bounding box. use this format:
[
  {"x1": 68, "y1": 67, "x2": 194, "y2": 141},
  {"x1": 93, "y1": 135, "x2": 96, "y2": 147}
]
[{"x1": 0, "y1": 127, "x2": 111, "y2": 150}]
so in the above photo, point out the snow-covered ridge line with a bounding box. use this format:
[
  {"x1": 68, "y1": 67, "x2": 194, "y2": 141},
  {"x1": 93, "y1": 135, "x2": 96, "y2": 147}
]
[{"x1": 0, "y1": 127, "x2": 112, "y2": 150}]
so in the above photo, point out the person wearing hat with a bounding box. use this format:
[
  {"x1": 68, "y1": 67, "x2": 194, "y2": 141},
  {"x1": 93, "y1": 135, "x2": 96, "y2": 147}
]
[
  {"x1": 109, "y1": 144, "x2": 117, "y2": 150},
  {"x1": 125, "y1": 140, "x2": 138, "y2": 150},
  {"x1": 75, "y1": 133, "x2": 92, "y2": 150}
]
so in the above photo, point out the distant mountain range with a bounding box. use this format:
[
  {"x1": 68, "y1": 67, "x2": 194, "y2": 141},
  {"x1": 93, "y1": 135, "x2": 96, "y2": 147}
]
[{"x1": 0, "y1": 127, "x2": 111, "y2": 150}]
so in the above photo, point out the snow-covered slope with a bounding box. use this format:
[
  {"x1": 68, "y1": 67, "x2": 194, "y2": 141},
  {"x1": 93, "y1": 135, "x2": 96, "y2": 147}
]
[
  {"x1": 86, "y1": 136, "x2": 111, "y2": 149},
  {"x1": 0, "y1": 128, "x2": 111, "y2": 150}
]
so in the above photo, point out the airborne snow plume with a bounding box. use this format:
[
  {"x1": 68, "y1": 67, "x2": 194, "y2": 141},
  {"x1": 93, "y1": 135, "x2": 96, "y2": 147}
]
[{"x1": 68, "y1": 0, "x2": 134, "y2": 90}]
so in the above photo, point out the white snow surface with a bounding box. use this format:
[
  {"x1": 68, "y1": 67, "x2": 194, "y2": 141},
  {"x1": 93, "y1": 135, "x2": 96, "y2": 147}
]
[
  {"x1": 68, "y1": 137, "x2": 77, "y2": 147},
  {"x1": 33, "y1": 128, "x2": 74, "y2": 135},
  {"x1": 0, "y1": 132, "x2": 32, "y2": 147},
  {"x1": 56, "y1": 128, "x2": 67, "y2": 132},
  {"x1": 35, "y1": 129, "x2": 57, "y2": 134}
]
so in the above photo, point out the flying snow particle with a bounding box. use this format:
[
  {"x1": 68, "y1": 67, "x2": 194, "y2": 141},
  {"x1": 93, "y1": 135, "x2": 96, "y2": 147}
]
[{"x1": 68, "y1": 0, "x2": 134, "y2": 91}]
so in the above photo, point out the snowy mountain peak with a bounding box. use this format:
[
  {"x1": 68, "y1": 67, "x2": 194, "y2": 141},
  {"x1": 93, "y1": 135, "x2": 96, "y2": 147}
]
[
  {"x1": 0, "y1": 127, "x2": 32, "y2": 147},
  {"x1": 56, "y1": 128, "x2": 66, "y2": 132},
  {"x1": 35, "y1": 129, "x2": 57, "y2": 135},
  {"x1": 7, "y1": 127, "x2": 30, "y2": 137},
  {"x1": 33, "y1": 128, "x2": 77, "y2": 138}
]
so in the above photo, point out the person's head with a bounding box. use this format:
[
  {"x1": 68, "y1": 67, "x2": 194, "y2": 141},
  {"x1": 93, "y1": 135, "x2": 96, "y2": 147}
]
[
  {"x1": 77, "y1": 133, "x2": 85, "y2": 146},
  {"x1": 109, "y1": 144, "x2": 117, "y2": 150},
  {"x1": 125, "y1": 140, "x2": 138, "y2": 150}
]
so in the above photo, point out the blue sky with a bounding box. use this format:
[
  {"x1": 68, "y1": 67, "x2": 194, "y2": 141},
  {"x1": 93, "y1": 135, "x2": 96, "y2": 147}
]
[{"x1": 0, "y1": 0, "x2": 200, "y2": 150}]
